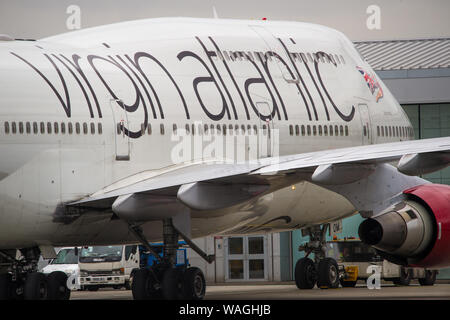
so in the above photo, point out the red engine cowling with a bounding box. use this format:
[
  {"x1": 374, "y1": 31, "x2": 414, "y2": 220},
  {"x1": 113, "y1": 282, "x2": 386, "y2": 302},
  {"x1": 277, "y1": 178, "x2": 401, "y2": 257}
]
[
  {"x1": 404, "y1": 184, "x2": 450, "y2": 268},
  {"x1": 358, "y1": 183, "x2": 450, "y2": 269}
]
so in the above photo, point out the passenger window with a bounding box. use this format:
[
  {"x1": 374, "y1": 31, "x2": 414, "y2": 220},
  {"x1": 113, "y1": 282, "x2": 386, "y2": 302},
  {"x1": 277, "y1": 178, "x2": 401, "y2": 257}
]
[
  {"x1": 146, "y1": 123, "x2": 151, "y2": 135},
  {"x1": 301, "y1": 125, "x2": 305, "y2": 136},
  {"x1": 377, "y1": 126, "x2": 380, "y2": 136},
  {"x1": 312, "y1": 125, "x2": 317, "y2": 136},
  {"x1": 54, "y1": 122, "x2": 59, "y2": 134},
  {"x1": 26, "y1": 122, "x2": 31, "y2": 134},
  {"x1": 307, "y1": 125, "x2": 311, "y2": 136},
  {"x1": 141, "y1": 123, "x2": 146, "y2": 135},
  {"x1": 318, "y1": 125, "x2": 322, "y2": 136},
  {"x1": 329, "y1": 125, "x2": 333, "y2": 136},
  {"x1": 185, "y1": 124, "x2": 190, "y2": 134},
  {"x1": 253, "y1": 125, "x2": 257, "y2": 134},
  {"x1": 241, "y1": 125, "x2": 245, "y2": 134},
  {"x1": 68, "y1": 122, "x2": 73, "y2": 135},
  {"x1": 335, "y1": 125, "x2": 339, "y2": 136},
  {"x1": 4, "y1": 122, "x2": 9, "y2": 134},
  {"x1": 160, "y1": 124, "x2": 165, "y2": 135},
  {"x1": 76, "y1": 122, "x2": 81, "y2": 134},
  {"x1": 222, "y1": 124, "x2": 226, "y2": 135},
  {"x1": 216, "y1": 124, "x2": 221, "y2": 134},
  {"x1": 90, "y1": 123, "x2": 95, "y2": 134},
  {"x1": 204, "y1": 124, "x2": 209, "y2": 135},
  {"x1": 83, "y1": 122, "x2": 88, "y2": 134},
  {"x1": 210, "y1": 124, "x2": 215, "y2": 134},
  {"x1": 345, "y1": 126, "x2": 348, "y2": 136},
  {"x1": 33, "y1": 122, "x2": 38, "y2": 134},
  {"x1": 11, "y1": 122, "x2": 16, "y2": 134},
  {"x1": 324, "y1": 125, "x2": 328, "y2": 136},
  {"x1": 46, "y1": 122, "x2": 51, "y2": 134},
  {"x1": 173, "y1": 124, "x2": 177, "y2": 134},
  {"x1": 295, "y1": 125, "x2": 299, "y2": 136},
  {"x1": 19, "y1": 122, "x2": 24, "y2": 134},
  {"x1": 340, "y1": 125, "x2": 344, "y2": 136},
  {"x1": 289, "y1": 125, "x2": 293, "y2": 136},
  {"x1": 116, "y1": 123, "x2": 121, "y2": 135},
  {"x1": 61, "y1": 122, "x2": 66, "y2": 134}
]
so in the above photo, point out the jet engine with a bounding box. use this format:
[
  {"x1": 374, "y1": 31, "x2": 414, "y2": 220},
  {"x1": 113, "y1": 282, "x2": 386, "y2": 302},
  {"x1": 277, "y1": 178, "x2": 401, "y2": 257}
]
[{"x1": 358, "y1": 184, "x2": 450, "y2": 268}]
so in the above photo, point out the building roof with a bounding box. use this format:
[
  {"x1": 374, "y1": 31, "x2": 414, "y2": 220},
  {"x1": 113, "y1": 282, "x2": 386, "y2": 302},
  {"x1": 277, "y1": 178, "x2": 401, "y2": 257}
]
[{"x1": 354, "y1": 38, "x2": 450, "y2": 71}]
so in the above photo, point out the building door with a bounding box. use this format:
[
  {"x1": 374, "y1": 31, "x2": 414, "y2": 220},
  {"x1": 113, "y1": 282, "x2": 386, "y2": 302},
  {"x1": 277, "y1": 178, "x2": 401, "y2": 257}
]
[
  {"x1": 358, "y1": 103, "x2": 373, "y2": 145},
  {"x1": 109, "y1": 98, "x2": 130, "y2": 161},
  {"x1": 225, "y1": 236, "x2": 268, "y2": 281}
]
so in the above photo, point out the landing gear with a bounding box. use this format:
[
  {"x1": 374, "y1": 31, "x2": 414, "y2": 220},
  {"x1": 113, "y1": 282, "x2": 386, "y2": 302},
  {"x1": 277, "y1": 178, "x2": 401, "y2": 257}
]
[
  {"x1": 419, "y1": 270, "x2": 437, "y2": 286},
  {"x1": 295, "y1": 224, "x2": 340, "y2": 289},
  {"x1": 128, "y1": 218, "x2": 212, "y2": 300},
  {"x1": 392, "y1": 267, "x2": 411, "y2": 286},
  {"x1": 0, "y1": 247, "x2": 71, "y2": 300}
]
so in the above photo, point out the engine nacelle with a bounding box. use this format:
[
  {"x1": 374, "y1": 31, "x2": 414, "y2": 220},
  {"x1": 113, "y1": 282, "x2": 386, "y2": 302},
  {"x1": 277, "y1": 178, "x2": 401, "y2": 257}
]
[{"x1": 358, "y1": 184, "x2": 450, "y2": 268}]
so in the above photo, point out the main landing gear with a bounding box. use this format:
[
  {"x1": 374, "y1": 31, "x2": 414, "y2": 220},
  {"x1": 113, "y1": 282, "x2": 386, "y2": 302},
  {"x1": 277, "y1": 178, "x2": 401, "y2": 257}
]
[
  {"x1": 295, "y1": 224, "x2": 340, "y2": 289},
  {"x1": 128, "y1": 218, "x2": 214, "y2": 300},
  {"x1": 0, "y1": 248, "x2": 71, "y2": 300}
]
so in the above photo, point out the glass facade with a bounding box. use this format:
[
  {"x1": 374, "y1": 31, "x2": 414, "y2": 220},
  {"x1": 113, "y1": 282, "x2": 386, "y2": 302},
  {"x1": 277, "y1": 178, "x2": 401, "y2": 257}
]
[{"x1": 402, "y1": 103, "x2": 450, "y2": 185}]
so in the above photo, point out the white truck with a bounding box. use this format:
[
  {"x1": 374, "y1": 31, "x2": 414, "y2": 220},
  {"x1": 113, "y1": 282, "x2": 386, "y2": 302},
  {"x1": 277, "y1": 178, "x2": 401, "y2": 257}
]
[
  {"x1": 41, "y1": 247, "x2": 80, "y2": 291},
  {"x1": 78, "y1": 245, "x2": 139, "y2": 291},
  {"x1": 326, "y1": 238, "x2": 438, "y2": 287}
]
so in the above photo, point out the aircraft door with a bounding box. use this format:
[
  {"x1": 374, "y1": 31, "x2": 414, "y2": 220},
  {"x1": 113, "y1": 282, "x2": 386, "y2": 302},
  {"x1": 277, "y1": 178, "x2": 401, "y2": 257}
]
[
  {"x1": 109, "y1": 99, "x2": 130, "y2": 161},
  {"x1": 250, "y1": 25, "x2": 298, "y2": 84},
  {"x1": 358, "y1": 103, "x2": 373, "y2": 145},
  {"x1": 255, "y1": 101, "x2": 275, "y2": 158}
]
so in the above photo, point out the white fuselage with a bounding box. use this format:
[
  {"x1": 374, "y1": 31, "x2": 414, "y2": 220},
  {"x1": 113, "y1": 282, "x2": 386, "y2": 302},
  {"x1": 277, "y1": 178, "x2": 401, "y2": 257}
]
[{"x1": 0, "y1": 18, "x2": 413, "y2": 249}]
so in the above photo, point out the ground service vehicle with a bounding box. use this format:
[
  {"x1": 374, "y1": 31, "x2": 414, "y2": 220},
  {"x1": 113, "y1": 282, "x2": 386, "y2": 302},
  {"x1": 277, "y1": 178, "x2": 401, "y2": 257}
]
[
  {"x1": 41, "y1": 247, "x2": 80, "y2": 291},
  {"x1": 325, "y1": 238, "x2": 438, "y2": 287},
  {"x1": 79, "y1": 245, "x2": 139, "y2": 291}
]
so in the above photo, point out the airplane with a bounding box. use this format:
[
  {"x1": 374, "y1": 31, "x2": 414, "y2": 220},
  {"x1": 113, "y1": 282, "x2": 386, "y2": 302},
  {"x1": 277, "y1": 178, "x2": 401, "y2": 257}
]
[{"x1": 0, "y1": 17, "x2": 449, "y2": 300}]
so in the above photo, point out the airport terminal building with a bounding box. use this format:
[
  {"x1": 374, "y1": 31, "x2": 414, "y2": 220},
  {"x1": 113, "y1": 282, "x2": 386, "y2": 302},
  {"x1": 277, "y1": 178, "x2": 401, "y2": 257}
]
[{"x1": 189, "y1": 37, "x2": 450, "y2": 283}]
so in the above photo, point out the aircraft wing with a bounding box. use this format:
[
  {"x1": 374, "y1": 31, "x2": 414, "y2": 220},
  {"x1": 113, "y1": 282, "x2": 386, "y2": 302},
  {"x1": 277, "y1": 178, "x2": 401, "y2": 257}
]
[{"x1": 69, "y1": 137, "x2": 450, "y2": 212}]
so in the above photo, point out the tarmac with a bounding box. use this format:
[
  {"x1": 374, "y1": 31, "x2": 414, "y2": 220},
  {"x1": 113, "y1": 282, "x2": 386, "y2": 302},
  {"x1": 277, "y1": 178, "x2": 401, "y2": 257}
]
[{"x1": 70, "y1": 281, "x2": 450, "y2": 300}]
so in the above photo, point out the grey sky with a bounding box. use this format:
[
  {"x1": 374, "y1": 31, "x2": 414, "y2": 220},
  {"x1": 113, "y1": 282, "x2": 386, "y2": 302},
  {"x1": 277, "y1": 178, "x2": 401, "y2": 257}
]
[{"x1": 0, "y1": 0, "x2": 449, "y2": 41}]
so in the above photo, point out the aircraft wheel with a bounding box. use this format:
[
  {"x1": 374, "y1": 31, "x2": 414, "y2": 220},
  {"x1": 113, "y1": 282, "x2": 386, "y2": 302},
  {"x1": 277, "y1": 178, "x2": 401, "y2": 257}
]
[
  {"x1": 295, "y1": 257, "x2": 317, "y2": 289},
  {"x1": 182, "y1": 267, "x2": 206, "y2": 300},
  {"x1": 24, "y1": 272, "x2": 48, "y2": 300},
  {"x1": 317, "y1": 258, "x2": 340, "y2": 289},
  {"x1": 162, "y1": 268, "x2": 183, "y2": 300},
  {"x1": 393, "y1": 267, "x2": 411, "y2": 286},
  {"x1": 0, "y1": 273, "x2": 11, "y2": 300},
  {"x1": 132, "y1": 268, "x2": 161, "y2": 300},
  {"x1": 47, "y1": 271, "x2": 70, "y2": 300},
  {"x1": 419, "y1": 270, "x2": 437, "y2": 286}
]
